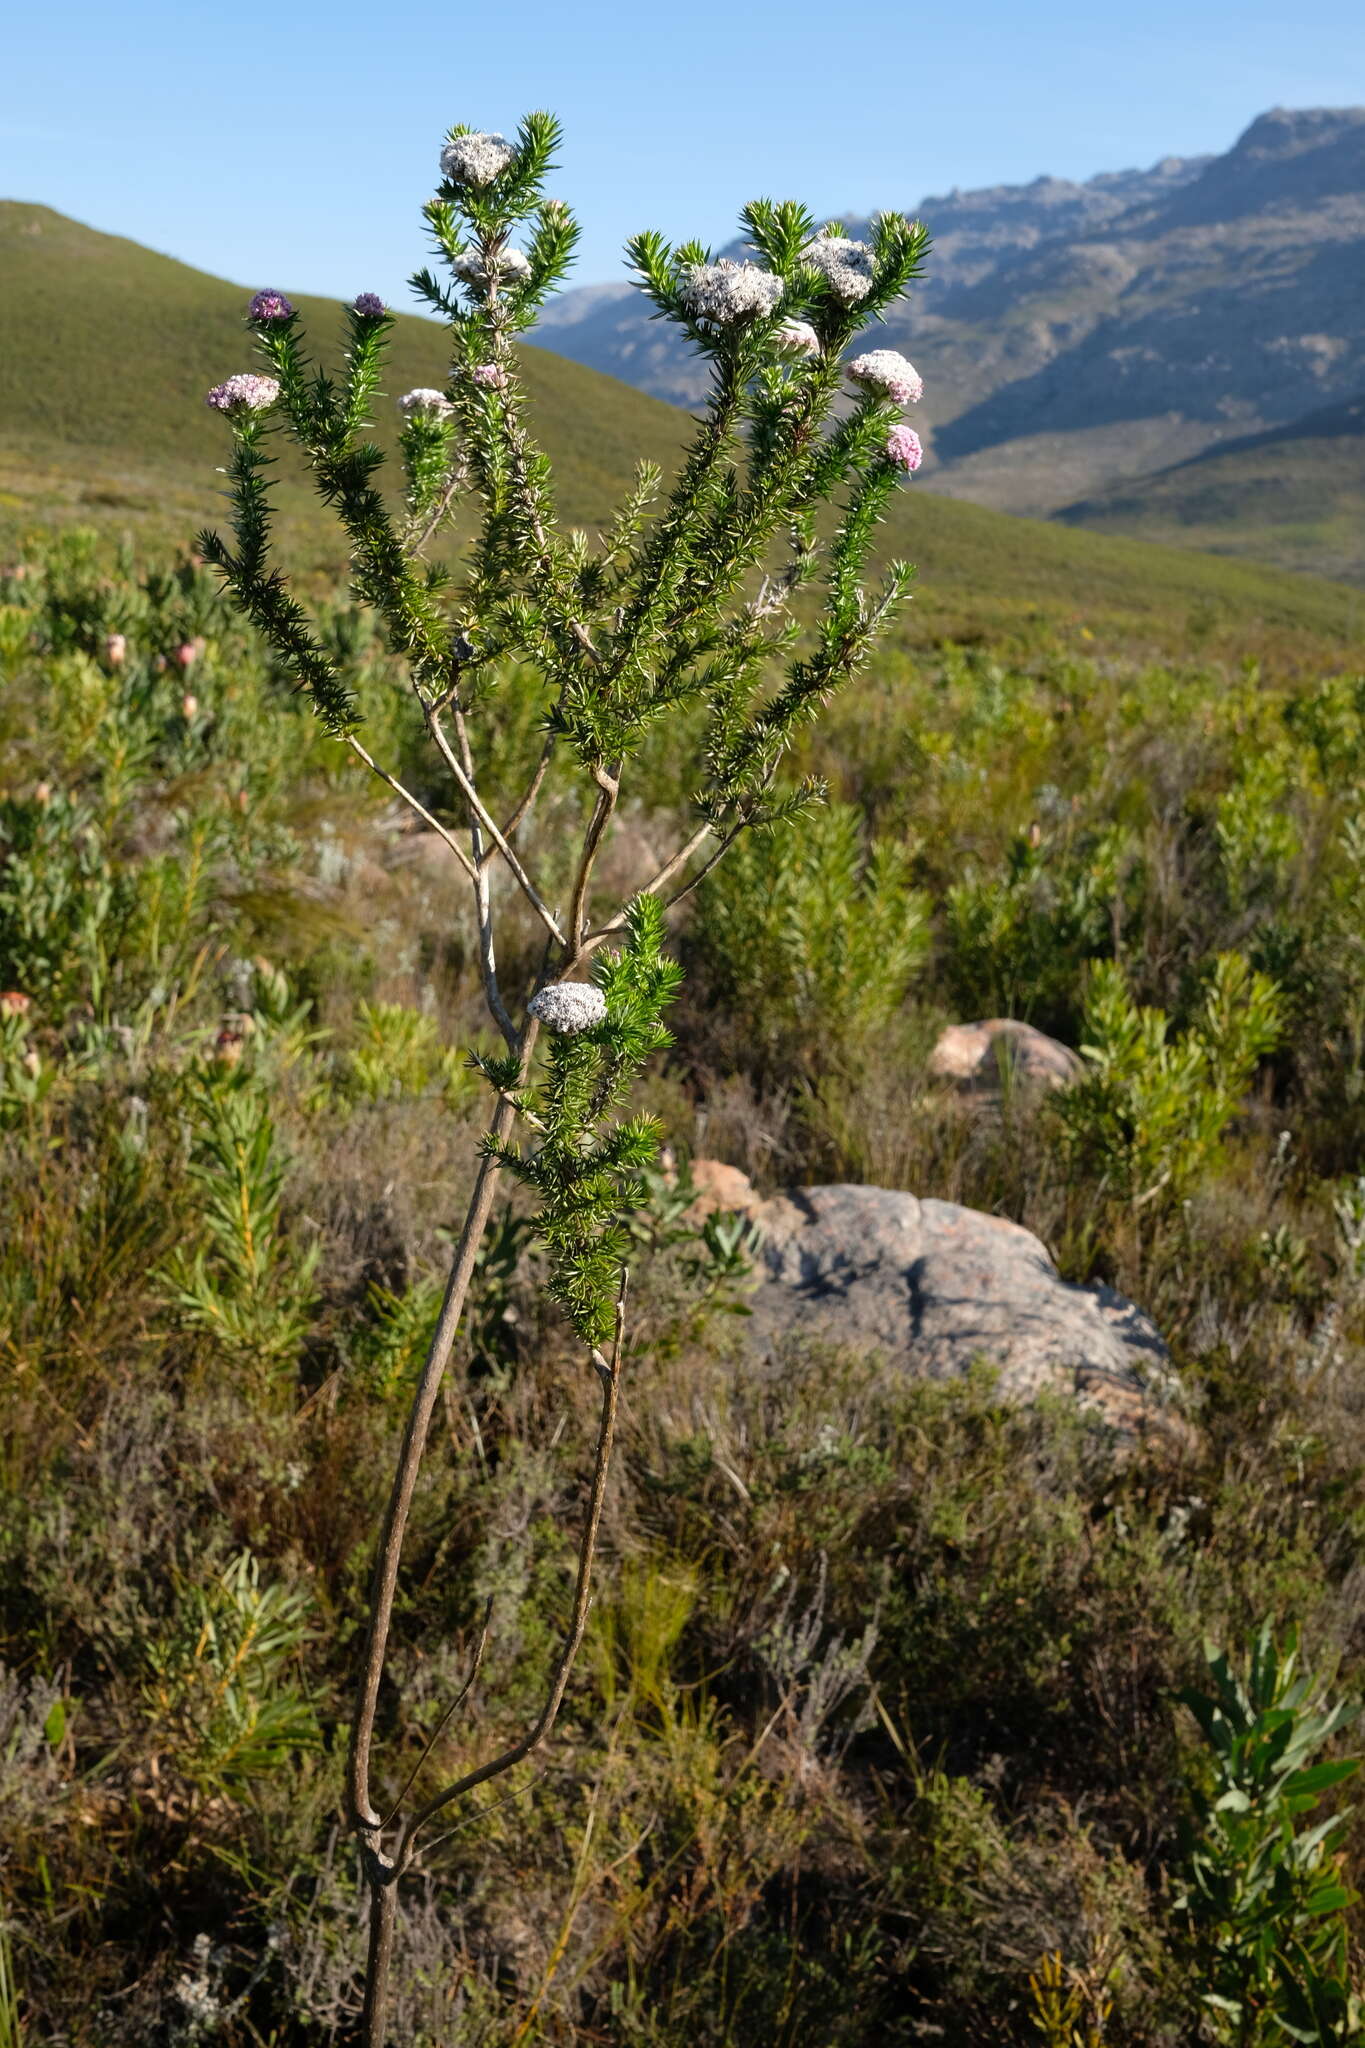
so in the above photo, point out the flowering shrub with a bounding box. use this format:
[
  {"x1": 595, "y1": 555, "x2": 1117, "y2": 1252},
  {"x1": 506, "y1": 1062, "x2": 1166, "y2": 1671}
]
[{"x1": 197, "y1": 107, "x2": 929, "y2": 2038}]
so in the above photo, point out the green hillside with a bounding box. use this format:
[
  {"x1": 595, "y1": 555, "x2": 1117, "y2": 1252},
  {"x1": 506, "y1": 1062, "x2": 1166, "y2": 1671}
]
[
  {"x1": 2, "y1": 201, "x2": 1362, "y2": 670},
  {"x1": 1059, "y1": 395, "x2": 1365, "y2": 586}
]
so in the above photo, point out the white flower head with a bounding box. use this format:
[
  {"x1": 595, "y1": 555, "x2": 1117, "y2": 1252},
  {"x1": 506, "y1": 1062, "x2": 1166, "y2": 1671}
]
[
  {"x1": 206, "y1": 373, "x2": 281, "y2": 414},
  {"x1": 440, "y1": 131, "x2": 517, "y2": 187},
  {"x1": 398, "y1": 388, "x2": 454, "y2": 418},
  {"x1": 773, "y1": 318, "x2": 821, "y2": 355},
  {"x1": 528, "y1": 981, "x2": 608, "y2": 1035},
  {"x1": 680, "y1": 258, "x2": 784, "y2": 325},
  {"x1": 846, "y1": 349, "x2": 923, "y2": 405},
  {"x1": 453, "y1": 247, "x2": 532, "y2": 290},
  {"x1": 802, "y1": 235, "x2": 877, "y2": 304}
]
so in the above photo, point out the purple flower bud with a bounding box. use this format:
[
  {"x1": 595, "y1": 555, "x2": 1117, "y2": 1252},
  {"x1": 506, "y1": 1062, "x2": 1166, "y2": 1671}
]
[
  {"x1": 206, "y1": 373, "x2": 282, "y2": 415},
  {"x1": 353, "y1": 293, "x2": 386, "y2": 319},
  {"x1": 885, "y1": 424, "x2": 923, "y2": 474},
  {"x1": 247, "y1": 289, "x2": 294, "y2": 324},
  {"x1": 472, "y1": 362, "x2": 509, "y2": 390}
]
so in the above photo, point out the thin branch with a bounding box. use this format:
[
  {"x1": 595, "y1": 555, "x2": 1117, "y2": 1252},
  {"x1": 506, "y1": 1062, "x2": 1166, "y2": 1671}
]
[
  {"x1": 396, "y1": 1272, "x2": 628, "y2": 1869},
  {"x1": 567, "y1": 819, "x2": 716, "y2": 974},
  {"x1": 502, "y1": 732, "x2": 556, "y2": 840},
  {"x1": 661, "y1": 824, "x2": 746, "y2": 912},
  {"x1": 452, "y1": 705, "x2": 518, "y2": 1048},
  {"x1": 407, "y1": 456, "x2": 469, "y2": 558},
  {"x1": 422, "y1": 703, "x2": 566, "y2": 947},
  {"x1": 378, "y1": 1599, "x2": 494, "y2": 1829},
  {"x1": 566, "y1": 758, "x2": 622, "y2": 951},
  {"x1": 344, "y1": 737, "x2": 475, "y2": 881},
  {"x1": 347, "y1": 1033, "x2": 539, "y2": 1842}
]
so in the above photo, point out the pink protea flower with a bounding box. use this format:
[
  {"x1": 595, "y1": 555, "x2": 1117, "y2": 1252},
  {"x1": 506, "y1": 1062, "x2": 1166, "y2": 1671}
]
[
  {"x1": 247, "y1": 289, "x2": 294, "y2": 323},
  {"x1": 0, "y1": 991, "x2": 31, "y2": 1019},
  {"x1": 353, "y1": 293, "x2": 386, "y2": 318},
  {"x1": 773, "y1": 319, "x2": 820, "y2": 355},
  {"x1": 206, "y1": 373, "x2": 281, "y2": 414},
  {"x1": 847, "y1": 349, "x2": 923, "y2": 405},
  {"x1": 104, "y1": 631, "x2": 127, "y2": 666},
  {"x1": 472, "y1": 363, "x2": 509, "y2": 390},
  {"x1": 885, "y1": 424, "x2": 923, "y2": 473}
]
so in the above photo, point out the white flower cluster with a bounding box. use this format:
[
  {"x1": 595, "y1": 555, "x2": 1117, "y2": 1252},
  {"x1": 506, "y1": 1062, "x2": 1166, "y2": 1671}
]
[
  {"x1": 680, "y1": 258, "x2": 784, "y2": 325},
  {"x1": 453, "y1": 247, "x2": 532, "y2": 289},
  {"x1": 801, "y1": 234, "x2": 877, "y2": 303},
  {"x1": 398, "y1": 388, "x2": 454, "y2": 418},
  {"x1": 205, "y1": 373, "x2": 281, "y2": 414},
  {"x1": 528, "y1": 981, "x2": 608, "y2": 1034},
  {"x1": 846, "y1": 349, "x2": 923, "y2": 405},
  {"x1": 440, "y1": 131, "x2": 517, "y2": 186}
]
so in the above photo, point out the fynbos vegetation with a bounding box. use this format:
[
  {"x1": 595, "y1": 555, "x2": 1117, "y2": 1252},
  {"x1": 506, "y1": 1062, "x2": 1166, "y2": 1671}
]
[{"x1": 2, "y1": 108, "x2": 1365, "y2": 2048}]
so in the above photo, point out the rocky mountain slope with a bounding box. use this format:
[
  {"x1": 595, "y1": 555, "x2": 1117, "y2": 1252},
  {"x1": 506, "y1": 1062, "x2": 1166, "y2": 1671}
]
[{"x1": 535, "y1": 107, "x2": 1365, "y2": 524}]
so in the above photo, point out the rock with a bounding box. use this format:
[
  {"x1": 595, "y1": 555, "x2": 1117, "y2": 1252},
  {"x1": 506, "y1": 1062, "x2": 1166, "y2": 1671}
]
[
  {"x1": 741, "y1": 1182, "x2": 1180, "y2": 1443},
  {"x1": 681, "y1": 1158, "x2": 765, "y2": 1225},
  {"x1": 929, "y1": 1018, "x2": 1082, "y2": 1096}
]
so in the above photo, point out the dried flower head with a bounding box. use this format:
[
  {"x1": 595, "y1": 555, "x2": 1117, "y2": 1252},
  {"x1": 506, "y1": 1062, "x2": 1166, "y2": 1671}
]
[
  {"x1": 773, "y1": 318, "x2": 821, "y2": 355},
  {"x1": 398, "y1": 388, "x2": 454, "y2": 419},
  {"x1": 847, "y1": 349, "x2": 923, "y2": 405},
  {"x1": 213, "y1": 1027, "x2": 246, "y2": 1068},
  {"x1": 885, "y1": 423, "x2": 924, "y2": 473},
  {"x1": 104, "y1": 631, "x2": 127, "y2": 666},
  {"x1": 528, "y1": 982, "x2": 608, "y2": 1035},
  {"x1": 247, "y1": 289, "x2": 294, "y2": 324},
  {"x1": 353, "y1": 292, "x2": 386, "y2": 318},
  {"x1": 802, "y1": 235, "x2": 876, "y2": 303},
  {"x1": 472, "y1": 362, "x2": 510, "y2": 390},
  {"x1": 0, "y1": 990, "x2": 31, "y2": 1019},
  {"x1": 680, "y1": 258, "x2": 784, "y2": 325},
  {"x1": 440, "y1": 131, "x2": 517, "y2": 186},
  {"x1": 452, "y1": 247, "x2": 532, "y2": 289},
  {"x1": 206, "y1": 373, "x2": 281, "y2": 414}
]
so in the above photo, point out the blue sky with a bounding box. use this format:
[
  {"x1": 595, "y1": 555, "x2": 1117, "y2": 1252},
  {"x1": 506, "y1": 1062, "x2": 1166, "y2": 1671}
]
[{"x1": 3, "y1": 0, "x2": 1361, "y2": 305}]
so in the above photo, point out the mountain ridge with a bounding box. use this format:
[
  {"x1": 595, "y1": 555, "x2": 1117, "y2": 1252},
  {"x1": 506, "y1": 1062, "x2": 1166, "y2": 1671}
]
[{"x1": 532, "y1": 106, "x2": 1365, "y2": 559}]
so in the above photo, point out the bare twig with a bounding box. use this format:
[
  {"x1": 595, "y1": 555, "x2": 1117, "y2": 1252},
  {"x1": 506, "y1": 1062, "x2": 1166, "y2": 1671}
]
[
  {"x1": 396, "y1": 1272, "x2": 628, "y2": 1865},
  {"x1": 378, "y1": 1599, "x2": 493, "y2": 1829},
  {"x1": 566, "y1": 758, "x2": 622, "y2": 950},
  {"x1": 502, "y1": 732, "x2": 556, "y2": 839},
  {"x1": 346, "y1": 1035, "x2": 538, "y2": 1845},
  {"x1": 566, "y1": 819, "x2": 716, "y2": 974},
  {"x1": 450, "y1": 706, "x2": 518, "y2": 1047},
  {"x1": 421, "y1": 702, "x2": 567, "y2": 947},
  {"x1": 344, "y1": 737, "x2": 475, "y2": 881}
]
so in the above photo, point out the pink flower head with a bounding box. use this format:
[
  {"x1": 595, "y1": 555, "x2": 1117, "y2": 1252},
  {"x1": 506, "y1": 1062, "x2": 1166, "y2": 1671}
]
[
  {"x1": 353, "y1": 293, "x2": 386, "y2": 318},
  {"x1": 0, "y1": 991, "x2": 31, "y2": 1019},
  {"x1": 247, "y1": 289, "x2": 294, "y2": 324},
  {"x1": 472, "y1": 362, "x2": 509, "y2": 390},
  {"x1": 884, "y1": 424, "x2": 923, "y2": 474},
  {"x1": 773, "y1": 319, "x2": 820, "y2": 356},
  {"x1": 104, "y1": 631, "x2": 127, "y2": 666},
  {"x1": 206, "y1": 373, "x2": 281, "y2": 414},
  {"x1": 847, "y1": 350, "x2": 923, "y2": 405},
  {"x1": 175, "y1": 641, "x2": 198, "y2": 671}
]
